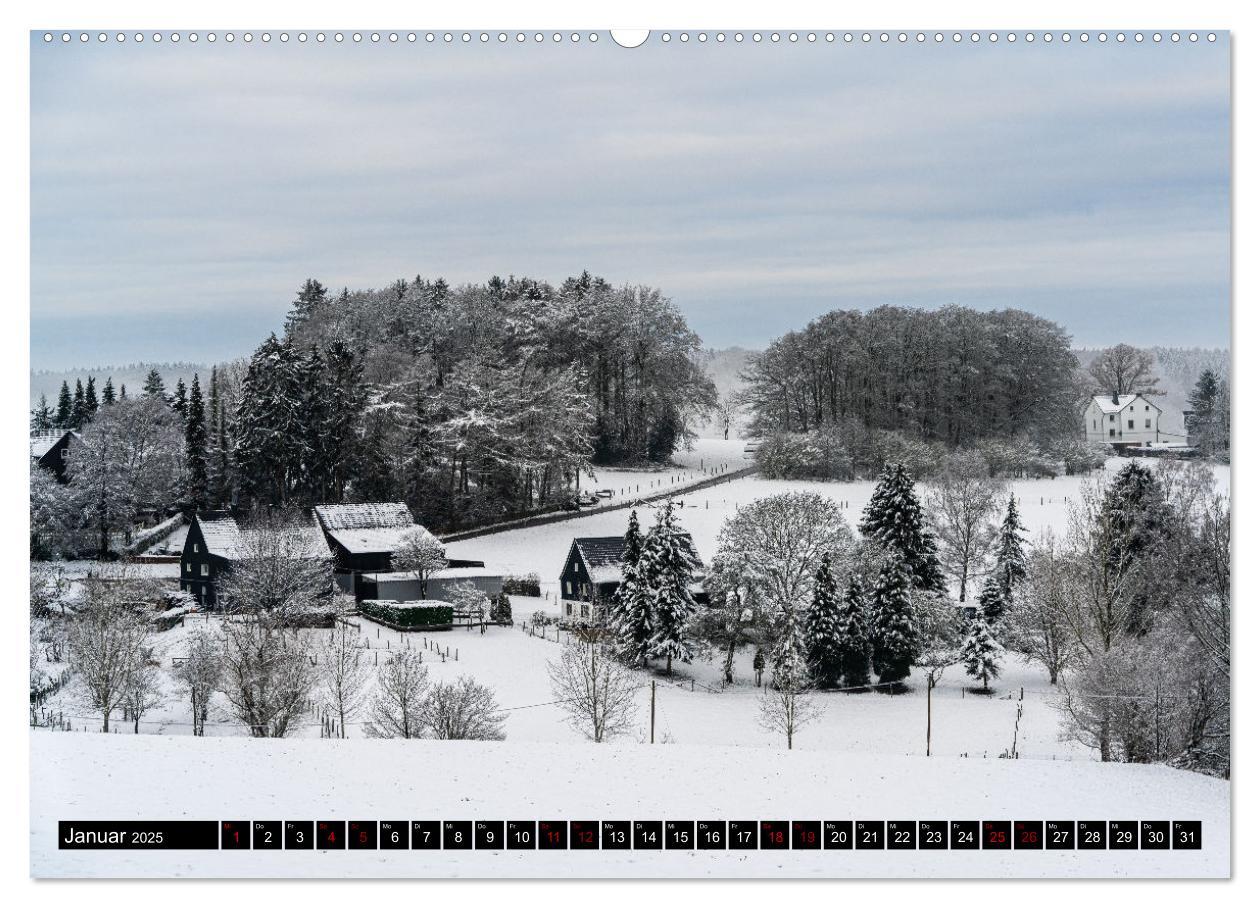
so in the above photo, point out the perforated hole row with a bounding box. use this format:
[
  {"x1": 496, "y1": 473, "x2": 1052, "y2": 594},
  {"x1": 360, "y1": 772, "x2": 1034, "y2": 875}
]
[{"x1": 40, "y1": 30, "x2": 1219, "y2": 46}]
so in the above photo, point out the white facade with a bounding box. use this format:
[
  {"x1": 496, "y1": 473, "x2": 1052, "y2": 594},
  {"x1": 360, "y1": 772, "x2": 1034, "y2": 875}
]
[{"x1": 1083, "y1": 393, "x2": 1164, "y2": 446}]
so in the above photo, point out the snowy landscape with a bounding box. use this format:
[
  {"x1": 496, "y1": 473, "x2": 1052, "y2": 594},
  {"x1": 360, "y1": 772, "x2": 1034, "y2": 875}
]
[{"x1": 28, "y1": 31, "x2": 1231, "y2": 882}]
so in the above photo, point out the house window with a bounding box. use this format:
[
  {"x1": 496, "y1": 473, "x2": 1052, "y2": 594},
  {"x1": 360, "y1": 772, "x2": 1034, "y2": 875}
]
[
  {"x1": 1109, "y1": 429, "x2": 1116, "y2": 438},
  {"x1": 565, "y1": 602, "x2": 573, "y2": 616},
  {"x1": 192, "y1": 544, "x2": 199, "y2": 553},
  {"x1": 564, "y1": 580, "x2": 572, "y2": 596},
  {"x1": 573, "y1": 561, "x2": 579, "y2": 573},
  {"x1": 1130, "y1": 405, "x2": 1135, "y2": 411},
  {"x1": 1093, "y1": 420, "x2": 1097, "y2": 430},
  {"x1": 1109, "y1": 414, "x2": 1115, "y2": 422},
  {"x1": 1128, "y1": 420, "x2": 1134, "y2": 430},
  {"x1": 580, "y1": 603, "x2": 589, "y2": 618},
  {"x1": 200, "y1": 564, "x2": 209, "y2": 577},
  {"x1": 1145, "y1": 419, "x2": 1151, "y2": 429},
  {"x1": 1145, "y1": 405, "x2": 1150, "y2": 411}
]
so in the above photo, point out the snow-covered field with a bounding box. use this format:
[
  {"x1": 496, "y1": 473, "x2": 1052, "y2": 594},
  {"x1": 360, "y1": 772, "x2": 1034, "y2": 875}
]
[
  {"x1": 450, "y1": 446, "x2": 1230, "y2": 602},
  {"x1": 30, "y1": 443, "x2": 1231, "y2": 878},
  {"x1": 31, "y1": 733, "x2": 1228, "y2": 878}
]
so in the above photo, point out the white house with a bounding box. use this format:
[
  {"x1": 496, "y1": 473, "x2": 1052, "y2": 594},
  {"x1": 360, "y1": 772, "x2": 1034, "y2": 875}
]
[{"x1": 1083, "y1": 393, "x2": 1164, "y2": 447}]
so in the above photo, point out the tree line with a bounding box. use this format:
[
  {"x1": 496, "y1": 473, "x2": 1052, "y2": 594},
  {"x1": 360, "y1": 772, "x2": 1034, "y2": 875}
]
[{"x1": 742, "y1": 305, "x2": 1084, "y2": 448}]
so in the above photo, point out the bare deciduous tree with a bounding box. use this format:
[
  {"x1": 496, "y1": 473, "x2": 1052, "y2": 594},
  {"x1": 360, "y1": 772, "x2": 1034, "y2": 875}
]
[
  {"x1": 419, "y1": 676, "x2": 507, "y2": 740},
  {"x1": 1087, "y1": 343, "x2": 1162, "y2": 398},
  {"x1": 363, "y1": 651, "x2": 429, "y2": 739},
  {"x1": 317, "y1": 623, "x2": 371, "y2": 738},
  {"x1": 393, "y1": 528, "x2": 448, "y2": 598},
  {"x1": 173, "y1": 628, "x2": 222, "y2": 736},
  {"x1": 217, "y1": 512, "x2": 331, "y2": 620},
  {"x1": 1008, "y1": 532, "x2": 1074, "y2": 685},
  {"x1": 121, "y1": 649, "x2": 164, "y2": 733},
  {"x1": 926, "y1": 452, "x2": 1004, "y2": 602},
  {"x1": 65, "y1": 581, "x2": 154, "y2": 733},
  {"x1": 218, "y1": 616, "x2": 316, "y2": 738},
  {"x1": 547, "y1": 641, "x2": 641, "y2": 743}
]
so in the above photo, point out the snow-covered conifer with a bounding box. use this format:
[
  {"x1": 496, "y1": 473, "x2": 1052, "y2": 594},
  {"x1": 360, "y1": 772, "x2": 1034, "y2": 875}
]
[
  {"x1": 859, "y1": 462, "x2": 947, "y2": 593},
  {"x1": 804, "y1": 553, "x2": 845, "y2": 688},
  {"x1": 837, "y1": 573, "x2": 872, "y2": 689},
  {"x1": 961, "y1": 613, "x2": 1002, "y2": 691},
  {"x1": 869, "y1": 558, "x2": 919, "y2": 688},
  {"x1": 643, "y1": 502, "x2": 699, "y2": 674}
]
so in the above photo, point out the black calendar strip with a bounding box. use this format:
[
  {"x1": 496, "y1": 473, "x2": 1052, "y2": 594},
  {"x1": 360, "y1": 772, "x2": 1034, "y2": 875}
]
[{"x1": 58, "y1": 820, "x2": 1202, "y2": 851}]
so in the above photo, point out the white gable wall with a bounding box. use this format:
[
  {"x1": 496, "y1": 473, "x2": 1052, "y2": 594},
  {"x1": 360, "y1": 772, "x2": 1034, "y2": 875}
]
[{"x1": 1084, "y1": 394, "x2": 1163, "y2": 446}]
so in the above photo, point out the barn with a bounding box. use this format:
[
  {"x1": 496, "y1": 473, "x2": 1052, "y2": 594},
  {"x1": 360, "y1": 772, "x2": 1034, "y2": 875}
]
[
  {"x1": 558, "y1": 533, "x2": 706, "y2": 625},
  {"x1": 312, "y1": 502, "x2": 487, "y2": 599}
]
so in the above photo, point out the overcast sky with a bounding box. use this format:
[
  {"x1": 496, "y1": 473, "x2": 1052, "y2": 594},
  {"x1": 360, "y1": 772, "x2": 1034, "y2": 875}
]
[{"x1": 31, "y1": 34, "x2": 1230, "y2": 370}]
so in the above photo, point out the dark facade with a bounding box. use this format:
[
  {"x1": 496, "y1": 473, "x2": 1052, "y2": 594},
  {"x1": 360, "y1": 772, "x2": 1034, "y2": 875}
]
[
  {"x1": 558, "y1": 534, "x2": 707, "y2": 624},
  {"x1": 178, "y1": 513, "x2": 235, "y2": 606},
  {"x1": 30, "y1": 431, "x2": 75, "y2": 483}
]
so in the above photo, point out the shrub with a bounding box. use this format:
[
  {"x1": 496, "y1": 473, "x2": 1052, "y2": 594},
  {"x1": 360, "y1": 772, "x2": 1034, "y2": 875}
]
[
  {"x1": 502, "y1": 573, "x2": 542, "y2": 597},
  {"x1": 360, "y1": 600, "x2": 454, "y2": 628}
]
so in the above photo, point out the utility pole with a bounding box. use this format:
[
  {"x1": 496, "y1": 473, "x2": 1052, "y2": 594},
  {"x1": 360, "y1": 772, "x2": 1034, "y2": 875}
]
[
  {"x1": 926, "y1": 675, "x2": 934, "y2": 757},
  {"x1": 650, "y1": 680, "x2": 656, "y2": 744}
]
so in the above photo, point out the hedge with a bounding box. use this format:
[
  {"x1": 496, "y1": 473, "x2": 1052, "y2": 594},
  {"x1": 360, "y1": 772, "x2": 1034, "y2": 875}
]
[{"x1": 360, "y1": 600, "x2": 454, "y2": 628}]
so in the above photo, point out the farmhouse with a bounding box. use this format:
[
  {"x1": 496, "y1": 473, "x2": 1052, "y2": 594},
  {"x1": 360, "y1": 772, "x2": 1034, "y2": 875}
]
[
  {"x1": 1083, "y1": 393, "x2": 1166, "y2": 448},
  {"x1": 558, "y1": 533, "x2": 706, "y2": 624},
  {"x1": 179, "y1": 512, "x2": 329, "y2": 606},
  {"x1": 30, "y1": 430, "x2": 77, "y2": 482}
]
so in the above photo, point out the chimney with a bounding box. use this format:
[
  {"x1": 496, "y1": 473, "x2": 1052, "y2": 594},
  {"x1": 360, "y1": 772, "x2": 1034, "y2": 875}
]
[{"x1": 1112, "y1": 393, "x2": 1119, "y2": 406}]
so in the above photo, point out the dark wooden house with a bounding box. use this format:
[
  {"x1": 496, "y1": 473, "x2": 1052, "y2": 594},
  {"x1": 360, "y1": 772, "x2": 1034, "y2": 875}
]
[
  {"x1": 558, "y1": 533, "x2": 706, "y2": 624},
  {"x1": 179, "y1": 512, "x2": 244, "y2": 606},
  {"x1": 314, "y1": 502, "x2": 440, "y2": 597},
  {"x1": 30, "y1": 431, "x2": 77, "y2": 483},
  {"x1": 180, "y1": 512, "x2": 330, "y2": 607}
]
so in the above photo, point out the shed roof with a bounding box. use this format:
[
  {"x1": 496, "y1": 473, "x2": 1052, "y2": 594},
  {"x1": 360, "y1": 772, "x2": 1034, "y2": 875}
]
[
  {"x1": 569, "y1": 533, "x2": 702, "y2": 586},
  {"x1": 324, "y1": 524, "x2": 437, "y2": 557},
  {"x1": 314, "y1": 502, "x2": 414, "y2": 531},
  {"x1": 192, "y1": 515, "x2": 329, "y2": 560}
]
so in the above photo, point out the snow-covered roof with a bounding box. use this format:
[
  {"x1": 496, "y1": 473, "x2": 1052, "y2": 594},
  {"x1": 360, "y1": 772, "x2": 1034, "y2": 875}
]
[
  {"x1": 1090, "y1": 394, "x2": 1161, "y2": 414},
  {"x1": 196, "y1": 517, "x2": 245, "y2": 558},
  {"x1": 314, "y1": 502, "x2": 414, "y2": 531},
  {"x1": 569, "y1": 534, "x2": 702, "y2": 586},
  {"x1": 325, "y1": 524, "x2": 436, "y2": 556},
  {"x1": 193, "y1": 515, "x2": 330, "y2": 560},
  {"x1": 29, "y1": 432, "x2": 70, "y2": 460},
  {"x1": 362, "y1": 599, "x2": 452, "y2": 610}
]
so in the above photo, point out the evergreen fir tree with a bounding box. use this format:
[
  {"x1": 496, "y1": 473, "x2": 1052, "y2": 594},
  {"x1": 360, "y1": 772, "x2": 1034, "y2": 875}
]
[
  {"x1": 30, "y1": 394, "x2": 54, "y2": 434},
  {"x1": 84, "y1": 376, "x2": 99, "y2": 416},
  {"x1": 206, "y1": 367, "x2": 228, "y2": 507},
  {"x1": 804, "y1": 552, "x2": 845, "y2": 688},
  {"x1": 978, "y1": 574, "x2": 1007, "y2": 623},
  {"x1": 837, "y1": 573, "x2": 872, "y2": 689},
  {"x1": 752, "y1": 647, "x2": 766, "y2": 687},
  {"x1": 119, "y1": 383, "x2": 128, "y2": 400},
  {"x1": 610, "y1": 509, "x2": 653, "y2": 663},
  {"x1": 70, "y1": 380, "x2": 86, "y2": 429},
  {"x1": 1186, "y1": 369, "x2": 1220, "y2": 452},
  {"x1": 643, "y1": 502, "x2": 699, "y2": 674},
  {"x1": 859, "y1": 462, "x2": 947, "y2": 593},
  {"x1": 961, "y1": 614, "x2": 1002, "y2": 691},
  {"x1": 285, "y1": 278, "x2": 329, "y2": 334},
  {"x1": 185, "y1": 374, "x2": 208, "y2": 510},
  {"x1": 993, "y1": 493, "x2": 1028, "y2": 601},
  {"x1": 869, "y1": 558, "x2": 919, "y2": 688},
  {"x1": 234, "y1": 334, "x2": 306, "y2": 505},
  {"x1": 172, "y1": 378, "x2": 188, "y2": 420},
  {"x1": 101, "y1": 377, "x2": 116, "y2": 406},
  {"x1": 143, "y1": 368, "x2": 165, "y2": 398},
  {"x1": 55, "y1": 381, "x2": 72, "y2": 429}
]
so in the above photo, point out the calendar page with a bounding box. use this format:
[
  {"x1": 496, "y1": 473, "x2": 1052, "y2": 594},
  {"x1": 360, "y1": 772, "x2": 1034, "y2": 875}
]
[{"x1": 27, "y1": 26, "x2": 1230, "y2": 879}]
